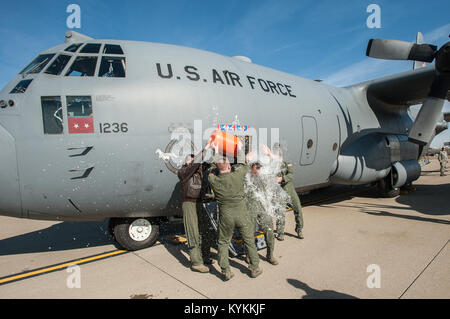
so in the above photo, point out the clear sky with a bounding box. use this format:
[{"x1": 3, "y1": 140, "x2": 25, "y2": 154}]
[{"x1": 1, "y1": 0, "x2": 449, "y2": 146}]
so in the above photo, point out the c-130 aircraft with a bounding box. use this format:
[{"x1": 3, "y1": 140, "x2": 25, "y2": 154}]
[{"x1": 0, "y1": 31, "x2": 448, "y2": 250}]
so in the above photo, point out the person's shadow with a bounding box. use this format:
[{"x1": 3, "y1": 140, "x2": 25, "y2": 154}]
[
  {"x1": 287, "y1": 279, "x2": 358, "y2": 299},
  {"x1": 161, "y1": 224, "x2": 254, "y2": 281}
]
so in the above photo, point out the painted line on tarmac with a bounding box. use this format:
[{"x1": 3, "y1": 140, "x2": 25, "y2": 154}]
[
  {"x1": 399, "y1": 239, "x2": 450, "y2": 299},
  {"x1": 0, "y1": 239, "x2": 169, "y2": 286},
  {"x1": 0, "y1": 249, "x2": 128, "y2": 286}
]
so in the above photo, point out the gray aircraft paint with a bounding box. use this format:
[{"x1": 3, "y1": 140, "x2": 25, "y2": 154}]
[{"x1": 0, "y1": 32, "x2": 447, "y2": 221}]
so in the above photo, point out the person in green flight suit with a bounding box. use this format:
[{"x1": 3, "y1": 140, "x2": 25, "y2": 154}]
[
  {"x1": 208, "y1": 141, "x2": 262, "y2": 281},
  {"x1": 244, "y1": 161, "x2": 278, "y2": 265},
  {"x1": 177, "y1": 138, "x2": 215, "y2": 273},
  {"x1": 264, "y1": 144, "x2": 304, "y2": 241}
]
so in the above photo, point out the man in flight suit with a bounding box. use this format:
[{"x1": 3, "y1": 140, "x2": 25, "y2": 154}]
[
  {"x1": 245, "y1": 162, "x2": 278, "y2": 265},
  {"x1": 177, "y1": 139, "x2": 214, "y2": 273},
  {"x1": 267, "y1": 145, "x2": 304, "y2": 241},
  {"x1": 208, "y1": 142, "x2": 262, "y2": 281}
]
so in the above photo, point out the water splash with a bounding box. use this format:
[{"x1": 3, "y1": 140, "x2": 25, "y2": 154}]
[
  {"x1": 155, "y1": 148, "x2": 186, "y2": 169},
  {"x1": 244, "y1": 154, "x2": 291, "y2": 226}
]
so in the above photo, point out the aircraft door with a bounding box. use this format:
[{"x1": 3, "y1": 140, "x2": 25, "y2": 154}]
[{"x1": 300, "y1": 116, "x2": 318, "y2": 166}]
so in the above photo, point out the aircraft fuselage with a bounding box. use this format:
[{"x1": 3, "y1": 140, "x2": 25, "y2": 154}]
[{"x1": 0, "y1": 38, "x2": 417, "y2": 221}]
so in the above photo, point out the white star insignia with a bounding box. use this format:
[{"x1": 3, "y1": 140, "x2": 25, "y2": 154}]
[
  {"x1": 74, "y1": 123, "x2": 79, "y2": 129},
  {"x1": 84, "y1": 123, "x2": 89, "y2": 128}
]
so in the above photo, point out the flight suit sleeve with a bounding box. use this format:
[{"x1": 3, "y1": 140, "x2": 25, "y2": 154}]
[
  {"x1": 207, "y1": 171, "x2": 218, "y2": 189},
  {"x1": 177, "y1": 150, "x2": 205, "y2": 182},
  {"x1": 282, "y1": 163, "x2": 294, "y2": 184},
  {"x1": 234, "y1": 147, "x2": 249, "y2": 178},
  {"x1": 207, "y1": 153, "x2": 224, "y2": 187}
]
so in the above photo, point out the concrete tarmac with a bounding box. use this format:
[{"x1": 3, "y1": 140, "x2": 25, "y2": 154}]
[{"x1": 0, "y1": 159, "x2": 448, "y2": 299}]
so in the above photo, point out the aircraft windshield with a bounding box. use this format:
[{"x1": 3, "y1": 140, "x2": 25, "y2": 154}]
[
  {"x1": 44, "y1": 54, "x2": 72, "y2": 75},
  {"x1": 103, "y1": 44, "x2": 124, "y2": 55},
  {"x1": 65, "y1": 56, "x2": 98, "y2": 77},
  {"x1": 80, "y1": 43, "x2": 101, "y2": 54},
  {"x1": 20, "y1": 54, "x2": 55, "y2": 75},
  {"x1": 65, "y1": 43, "x2": 83, "y2": 53}
]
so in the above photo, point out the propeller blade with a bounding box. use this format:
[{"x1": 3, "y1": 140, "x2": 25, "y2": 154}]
[
  {"x1": 409, "y1": 71, "x2": 450, "y2": 145},
  {"x1": 444, "y1": 113, "x2": 450, "y2": 122},
  {"x1": 367, "y1": 39, "x2": 436, "y2": 62}
]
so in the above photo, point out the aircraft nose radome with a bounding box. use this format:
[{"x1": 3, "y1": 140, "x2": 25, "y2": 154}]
[{"x1": 0, "y1": 124, "x2": 22, "y2": 218}]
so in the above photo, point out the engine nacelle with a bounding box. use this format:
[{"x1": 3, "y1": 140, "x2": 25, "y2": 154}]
[
  {"x1": 330, "y1": 133, "x2": 420, "y2": 186},
  {"x1": 391, "y1": 160, "x2": 421, "y2": 188},
  {"x1": 330, "y1": 155, "x2": 391, "y2": 185}
]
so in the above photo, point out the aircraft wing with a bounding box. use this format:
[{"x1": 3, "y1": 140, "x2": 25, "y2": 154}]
[{"x1": 351, "y1": 65, "x2": 450, "y2": 107}]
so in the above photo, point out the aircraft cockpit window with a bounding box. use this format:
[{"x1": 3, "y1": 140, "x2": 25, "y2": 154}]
[
  {"x1": 66, "y1": 96, "x2": 94, "y2": 134},
  {"x1": 99, "y1": 57, "x2": 126, "y2": 78},
  {"x1": 65, "y1": 56, "x2": 98, "y2": 77},
  {"x1": 44, "y1": 54, "x2": 72, "y2": 75},
  {"x1": 10, "y1": 79, "x2": 33, "y2": 94},
  {"x1": 65, "y1": 43, "x2": 83, "y2": 53},
  {"x1": 41, "y1": 96, "x2": 64, "y2": 134},
  {"x1": 66, "y1": 96, "x2": 93, "y2": 117},
  {"x1": 103, "y1": 44, "x2": 124, "y2": 55},
  {"x1": 80, "y1": 43, "x2": 102, "y2": 54},
  {"x1": 20, "y1": 54, "x2": 55, "y2": 75}
]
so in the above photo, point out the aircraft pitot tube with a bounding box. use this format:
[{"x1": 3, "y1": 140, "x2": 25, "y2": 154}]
[{"x1": 367, "y1": 38, "x2": 450, "y2": 146}]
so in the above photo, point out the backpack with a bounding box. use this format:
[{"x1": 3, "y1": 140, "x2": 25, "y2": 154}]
[{"x1": 186, "y1": 172, "x2": 202, "y2": 198}]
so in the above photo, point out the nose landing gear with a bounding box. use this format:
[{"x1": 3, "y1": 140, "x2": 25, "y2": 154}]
[{"x1": 109, "y1": 217, "x2": 160, "y2": 251}]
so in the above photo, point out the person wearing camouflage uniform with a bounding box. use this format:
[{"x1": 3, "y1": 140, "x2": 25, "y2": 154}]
[
  {"x1": 208, "y1": 143, "x2": 262, "y2": 281},
  {"x1": 438, "y1": 147, "x2": 448, "y2": 176}
]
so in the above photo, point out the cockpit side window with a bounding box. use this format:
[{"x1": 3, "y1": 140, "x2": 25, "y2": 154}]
[
  {"x1": 20, "y1": 54, "x2": 55, "y2": 75},
  {"x1": 103, "y1": 44, "x2": 124, "y2": 55},
  {"x1": 10, "y1": 79, "x2": 33, "y2": 94},
  {"x1": 41, "y1": 96, "x2": 64, "y2": 134},
  {"x1": 65, "y1": 43, "x2": 83, "y2": 53},
  {"x1": 80, "y1": 43, "x2": 102, "y2": 54},
  {"x1": 67, "y1": 96, "x2": 93, "y2": 117},
  {"x1": 99, "y1": 57, "x2": 126, "y2": 78},
  {"x1": 65, "y1": 56, "x2": 98, "y2": 77},
  {"x1": 44, "y1": 54, "x2": 72, "y2": 75}
]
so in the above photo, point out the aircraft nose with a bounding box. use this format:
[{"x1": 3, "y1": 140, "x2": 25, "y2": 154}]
[{"x1": 0, "y1": 124, "x2": 22, "y2": 218}]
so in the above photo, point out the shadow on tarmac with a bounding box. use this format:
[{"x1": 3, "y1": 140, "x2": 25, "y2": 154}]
[
  {"x1": 0, "y1": 220, "x2": 114, "y2": 256},
  {"x1": 161, "y1": 223, "x2": 262, "y2": 281},
  {"x1": 365, "y1": 210, "x2": 449, "y2": 225},
  {"x1": 287, "y1": 279, "x2": 358, "y2": 299},
  {"x1": 316, "y1": 183, "x2": 450, "y2": 224}
]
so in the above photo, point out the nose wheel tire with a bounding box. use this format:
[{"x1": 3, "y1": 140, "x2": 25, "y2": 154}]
[{"x1": 109, "y1": 217, "x2": 159, "y2": 251}]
